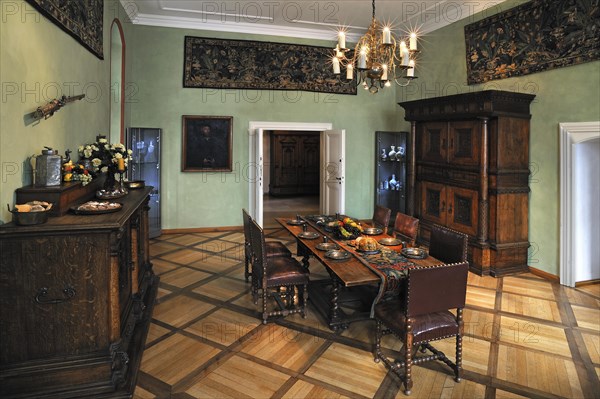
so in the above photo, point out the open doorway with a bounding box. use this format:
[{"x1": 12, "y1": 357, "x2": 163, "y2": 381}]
[
  {"x1": 248, "y1": 122, "x2": 345, "y2": 227},
  {"x1": 560, "y1": 122, "x2": 600, "y2": 287},
  {"x1": 262, "y1": 130, "x2": 321, "y2": 227}
]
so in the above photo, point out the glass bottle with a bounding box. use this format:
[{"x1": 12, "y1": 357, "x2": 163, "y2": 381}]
[{"x1": 389, "y1": 174, "x2": 397, "y2": 190}]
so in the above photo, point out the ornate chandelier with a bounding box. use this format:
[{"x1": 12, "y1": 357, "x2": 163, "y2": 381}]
[{"x1": 332, "y1": 0, "x2": 419, "y2": 94}]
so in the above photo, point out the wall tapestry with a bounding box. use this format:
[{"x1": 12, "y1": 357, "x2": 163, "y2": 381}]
[
  {"x1": 183, "y1": 36, "x2": 356, "y2": 95},
  {"x1": 465, "y1": 0, "x2": 599, "y2": 84},
  {"x1": 25, "y1": 0, "x2": 104, "y2": 59}
]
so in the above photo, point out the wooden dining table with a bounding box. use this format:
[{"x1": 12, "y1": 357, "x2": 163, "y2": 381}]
[{"x1": 276, "y1": 216, "x2": 441, "y2": 331}]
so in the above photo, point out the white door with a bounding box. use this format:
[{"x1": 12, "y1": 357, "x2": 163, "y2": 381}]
[
  {"x1": 249, "y1": 128, "x2": 264, "y2": 226},
  {"x1": 321, "y1": 130, "x2": 346, "y2": 215}
]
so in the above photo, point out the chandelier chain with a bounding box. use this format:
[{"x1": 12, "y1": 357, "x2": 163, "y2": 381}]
[{"x1": 372, "y1": 0, "x2": 376, "y2": 20}]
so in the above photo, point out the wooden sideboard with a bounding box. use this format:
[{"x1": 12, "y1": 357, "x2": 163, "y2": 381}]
[
  {"x1": 400, "y1": 90, "x2": 535, "y2": 276},
  {"x1": 0, "y1": 188, "x2": 158, "y2": 398}
]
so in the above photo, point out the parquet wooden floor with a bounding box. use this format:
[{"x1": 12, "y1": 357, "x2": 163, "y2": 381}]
[{"x1": 135, "y1": 229, "x2": 600, "y2": 399}]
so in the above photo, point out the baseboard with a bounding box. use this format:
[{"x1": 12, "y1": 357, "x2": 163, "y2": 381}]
[
  {"x1": 161, "y1": 226, "x2": 241, "y2": 235},
  {"x1": 575, "y1": 279, "x2": 600, "y2": 287},
  {"x1": 528, "y1": 266, "x2": 560, "y2": 283}
]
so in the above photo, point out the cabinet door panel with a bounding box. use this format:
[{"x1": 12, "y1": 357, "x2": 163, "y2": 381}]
[
  {"x1": 420, "y1": 181, "x2": 446, "y2": 225},
  {"x1": 300, "y1": 135, "x2": 320, "y2": 191},
  {"x1": 448, "y1": 121, "x2": 480, "y2": 166},
  {"x1": 447, "y1": 186, "x2": 478, "y2": 236},
  {"x1": 275, "y1": 136, "x2": 299, "y2": 187},
  {"x1": 418, "y1": 122, "x2": 447, "y2": 163}
]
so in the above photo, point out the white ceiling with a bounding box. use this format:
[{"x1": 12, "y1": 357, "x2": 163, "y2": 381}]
[{"x1": 122, "y1": 0, "x2": 509, "y2": 41}]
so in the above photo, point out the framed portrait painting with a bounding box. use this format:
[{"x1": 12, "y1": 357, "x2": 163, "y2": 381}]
[{"x1": 182, "y1": 115, "x2": 233, "y2": 172}]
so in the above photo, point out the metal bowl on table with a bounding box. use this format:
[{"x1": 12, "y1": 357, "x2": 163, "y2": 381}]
[
  {"x1": 325, "y1": 249, "x2": 351, "y2": 260},
  {"x1": 378, "y1": 237, "x2": 402, "y2": 246},
  {"x1": 363, "y1": 227, "x2": 383, "y2": 236},
  {"x1": 126, "y1": 180, "x2": 145, "y2": 189}
]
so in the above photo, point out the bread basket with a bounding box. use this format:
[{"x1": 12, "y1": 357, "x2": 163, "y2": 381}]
[{"x1": 8, "y1": 204, "x2": 50, "y2": 225}]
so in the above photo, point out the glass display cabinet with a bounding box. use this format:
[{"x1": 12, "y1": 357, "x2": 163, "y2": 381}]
[
  {"x1": 375, "y1": 131, "x2": 408, "y2": 228},
  {"x1": 126, "y1": 127, "x2": 161, "y2": 238}
]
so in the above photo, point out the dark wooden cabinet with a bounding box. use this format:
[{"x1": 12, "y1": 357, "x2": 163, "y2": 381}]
[
  {"x1": 0, "y1": 188, "x2": 159, "y2": 398},
  {"x1": 400, "y1": 90, "x2": 535, "y2": 276},
  {"x1": 375, "y1": 131, "x2": 409, "y2": 227},
  {"x1": 270, "y1": 131, "x2": 320, "y2": 196}
]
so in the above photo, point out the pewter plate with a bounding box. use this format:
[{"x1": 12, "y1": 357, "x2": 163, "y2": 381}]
[
  {"x1": 363, "y1": 227, "x2": 383, "y2": 235},
  {"x1": 325, "y1": 250, "x2": 351, "y2": 260},
  {"x1": 316, "y1": 242, "x2": 339, "y2": 251},
  {"x1": 378, "y1": 237, "x2": 402, "y2": 246},
  {"x1": 298, "y1": 231, "x2": 320, "y2": 239},
  {"x1": 287, "y1": 219, "x2": 305, "y2": 226},
  {"x1": 401, "y1": 247, "x2": 428, "y2": 259}
]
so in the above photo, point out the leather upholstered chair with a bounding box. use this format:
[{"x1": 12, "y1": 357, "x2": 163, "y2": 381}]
[
  {"x1": 372, "y1": 205, "x2": 392, "y2": 234},
  {"x1": 374, "y1": 261, "x2": 469, "y2": 395},
  {"x1": 392, "y1": 212, "x2": 419, "y2": 247},
  {"x1": 242, "y1": 209, "x2": 291, "y2": 282},
  {"x1": 249, "y1": 218, "x2": 309, "y2": 324},
  {"x1": 428, "y1": 224, "x2": 468, "y2": 264}
]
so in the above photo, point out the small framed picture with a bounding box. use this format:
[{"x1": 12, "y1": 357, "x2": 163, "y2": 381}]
[{"x1": 182, "y1": 115, "x2": 233, "y2": 172}]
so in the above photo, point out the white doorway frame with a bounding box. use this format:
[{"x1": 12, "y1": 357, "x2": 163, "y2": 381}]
[
  {"x1": 248, "y1": 121, "x2": 333, "y2": 226},
  {"x1": 559, "y1": 121, "x2": 600, "y2": 287}
]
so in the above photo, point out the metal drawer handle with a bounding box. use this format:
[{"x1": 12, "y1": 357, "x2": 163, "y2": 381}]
[{"x1": 35, "y1": 286, "x2": 76, "y2": 304}]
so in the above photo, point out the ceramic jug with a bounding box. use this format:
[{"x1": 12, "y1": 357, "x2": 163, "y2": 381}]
[
  {"x1": 388, "y1": 146, "x2": 396, "y2": 160},
  {"x1": 380, "y1": 148, "x2": 387, "y2": 161}
]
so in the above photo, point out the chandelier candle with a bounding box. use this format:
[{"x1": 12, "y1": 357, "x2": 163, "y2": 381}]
[
  {"x1": 338, "y1": 32, "x2": 346, "y2": 49},
  {"x1": 400, "y1": 41, "x2": 409, "y2": 66},
  {"x1": 332, "y1": 56, "x2": 341, "y2": 74},
  {"x1": 346, "y1": 64, "x2": 354, "y2": 80},
  {"x1": 383, "y1": 27, "x2": 391, "y2": 45},
  {"x1": 407, "y1": 60, "x2": 415, "y2": 77},
  {"x1": 410, "y1": 33, "x2": 418, "y2": 50}
]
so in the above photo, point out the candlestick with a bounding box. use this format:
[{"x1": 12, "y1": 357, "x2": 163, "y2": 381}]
[
  {"x1": 383, "y1": 27, "x2": 391, "y2": 44},
  {"x1": 407, "y1": 60, "x2": 415, "y2": 77},
  {"x1": 410, "y1": 33, "x2": 417, "y2": 50},
  {"x1": 117, "y1": 158, "x2": 125, "y2": 171},
  {"x1": 338, "y1": 32, "x2": 346, "y2": 49},
  {"x1": 346, "y1": 64, "x2": 354, "y2": 80}
]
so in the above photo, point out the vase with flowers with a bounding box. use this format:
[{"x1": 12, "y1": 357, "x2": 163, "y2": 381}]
[{"x1": 77, "y1": 135, "x2": 132, "y2": 197}]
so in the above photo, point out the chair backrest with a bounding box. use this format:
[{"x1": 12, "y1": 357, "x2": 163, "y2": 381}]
[
  {"x1": 373, "y1": 205, "x2": 392, "y2": 232},
  {"x1": 242, "y1": 208, "x2": 252, "y2": 259},
  {"x1": 393, "y1": 212, "x2": 419, "y2": 246},
  {"x1": 248, "y1": 217, "x2": 266, "y2": 281},
  {"x1": 428, "y1": 224, "x2": 468, "y2": 264},
  {"x1": 406, "y1": 262, "x2": 469, "y2": 317}
]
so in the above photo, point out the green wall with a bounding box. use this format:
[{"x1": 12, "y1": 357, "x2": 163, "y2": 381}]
[
  {"x1": 397, "y1": 0, "x2": 600, "y2": 275},
  {"x1": 0, "y1": 0, "x2": 133, "y2": 223},
  {"x1": 127, "y1": 26, "x2": 403, "y2": 229}
]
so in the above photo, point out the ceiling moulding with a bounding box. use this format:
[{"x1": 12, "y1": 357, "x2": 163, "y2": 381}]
[
  {"x1": 122, "y1": 0, "x2": 505, "y2": 41},
  {"x1": 132, "y1": 13, "x2": 362, "y2": 42}
]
